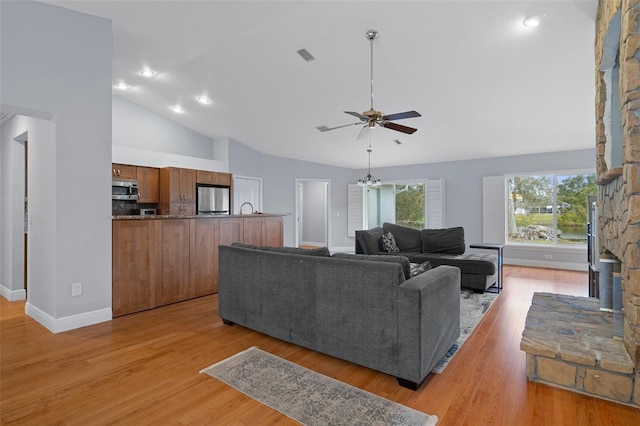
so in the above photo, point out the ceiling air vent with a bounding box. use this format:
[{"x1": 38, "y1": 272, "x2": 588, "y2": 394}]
[
  {"x1": 0, "y1": 111, "x2": 15, "y2": 126},
  {"x1": 297, "y1": 48, "x2": 315, "y2": 62}
]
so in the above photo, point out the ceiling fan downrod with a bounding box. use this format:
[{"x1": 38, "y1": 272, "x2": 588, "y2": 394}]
[{"x1": 366, "y1": 30, "x2": 379, "y2": 111}]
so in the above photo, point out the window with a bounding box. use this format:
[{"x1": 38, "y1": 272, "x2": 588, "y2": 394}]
[
  {"x1": 348, "y1": 178, "x2": 444, "y2": 235},
  {"x1": 506, "y1": 171, "x2": 597, "y2": 245},
  {"x1": 367, "y1": 183, "x2": 425, "y2": 229}
]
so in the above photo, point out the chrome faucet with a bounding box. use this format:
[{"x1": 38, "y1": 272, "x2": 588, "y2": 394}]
[{"x1": 240, "y1": 202, "x2": 254, "y2": 215}]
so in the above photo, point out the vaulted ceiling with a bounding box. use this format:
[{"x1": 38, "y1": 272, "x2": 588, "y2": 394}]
[{"x1": 43, "y1": 0, "x2": 598, "y2": 169}]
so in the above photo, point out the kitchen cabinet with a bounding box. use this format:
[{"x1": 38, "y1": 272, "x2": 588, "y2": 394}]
[
  {"x1": 262, "y1": 216, "x2": 284, "y2": 247},
  {"x1": 112, "y1": 163, "x2": 137, "y2": 180},
  {"x1": 167, "y1": 203, "x2": 195, "y2": 216},
  {"x1": 196, "y1": 170, "x2": 231, "y2": 186},
  {"x1": 136, "y1": 166, "x2": 159, "y2": 203},
  {"x1": 190, "y1": 218, "x2": 219, "y2": 297},
  {"x1": 112, "y1": 220, "x2": 157, "y2": 316},
  {"x1": 112, "y1": 215, "x2": 283, "y2": 317},
  {"x1": 219, "y1": 217, "x2": 244, "y2": 245},
  {"x1": 159, "y1": 167, "x2": 196, "y2": 215},
  {"x1": 155, "y1": 219, "x2": 190, "y2": 307},
  {"x1": 242, "y1": 216, "x2": 283, "y2": 246}
]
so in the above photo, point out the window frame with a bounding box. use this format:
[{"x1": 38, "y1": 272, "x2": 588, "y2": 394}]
[{"x1": 504, "y1": 168, "x2": 596, "y2": 248}]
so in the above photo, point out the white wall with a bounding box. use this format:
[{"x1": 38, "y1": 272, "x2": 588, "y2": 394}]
[
  {"x1": 1, "y1": 1, "x2": 112, "y2": 331},
  {"x1": 0, "y1": 117, "x2": 26, "y2": 301}
]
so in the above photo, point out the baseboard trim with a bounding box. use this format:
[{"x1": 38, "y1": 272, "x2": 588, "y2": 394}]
[
  {"x1": 25, "y1": 303, "x2": 112, "y2": 333},
  {"x1": 504, "y1": 258, "x2": 588, "y2": 272},
  {"x1": 329, "y1": 246, "x2": 354, "y2": 254},
  {"x1": 300, "y1": 241, "x2": 326, "y2": 247},
  {"x1": 0, "y1": 283, "x2": 26, "y2": 301}
]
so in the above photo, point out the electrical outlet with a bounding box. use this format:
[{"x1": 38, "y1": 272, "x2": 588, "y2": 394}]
[
  {"x1": 71, "y1": 282, "x2": 82, "y2": 297},
  {"x1": 544, "y1": 254, "x2": 552, "y2": 260}
]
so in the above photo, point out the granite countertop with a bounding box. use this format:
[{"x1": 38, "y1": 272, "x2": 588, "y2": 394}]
[{"x1": 112, "y1": 213, "x2": 287, "y2": 220}]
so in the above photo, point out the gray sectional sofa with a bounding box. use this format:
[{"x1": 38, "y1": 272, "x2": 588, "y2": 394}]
[
  {"x1": 356, "y1": 222, "x2": 497, "y2": 292},
  {"x1": 218, "y1": 243, "x2": 461, "y2": 390}
]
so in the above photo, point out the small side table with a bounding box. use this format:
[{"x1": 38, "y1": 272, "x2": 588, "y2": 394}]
[{"x1": 469, "y1": 243, "x2": 503, "y2": 293}]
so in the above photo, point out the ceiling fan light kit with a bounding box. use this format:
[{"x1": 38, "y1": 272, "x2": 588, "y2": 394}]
[{"x1": 317, "y1": 29, "x2": 421, "y2": 140}]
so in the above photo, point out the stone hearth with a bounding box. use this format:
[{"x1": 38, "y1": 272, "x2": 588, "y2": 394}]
[{"x1": 521, "y1": 292, "x2": 639, "y2": 407}]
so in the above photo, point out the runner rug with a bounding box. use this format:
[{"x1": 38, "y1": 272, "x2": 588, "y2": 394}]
[{"x1": 200, "y1": 347, "x2": 438, "y2": 426}]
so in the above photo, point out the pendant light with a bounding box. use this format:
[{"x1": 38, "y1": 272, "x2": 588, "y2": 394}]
[{"x1": 357, "y1": 148, "x2": 381, "y2": 187}]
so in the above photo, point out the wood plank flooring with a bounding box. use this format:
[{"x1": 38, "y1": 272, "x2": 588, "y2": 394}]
[{"x1": 2, "y1": 266, "x2": 639, "y2": 425}]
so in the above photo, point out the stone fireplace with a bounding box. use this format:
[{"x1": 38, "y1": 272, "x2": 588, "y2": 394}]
[
  {"x1": 520, "y1": 0, "x2": 640, "y2": 407},
  {"x1": 595, "y1": 0, "x2": 640, "y2": 374}
]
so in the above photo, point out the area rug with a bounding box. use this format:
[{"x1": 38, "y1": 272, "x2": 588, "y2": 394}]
[
  {"x1": 200, "y1": 347, "x2": 438, "y2": 426},
  {"x1": 431, "y1": 289, "x2": 499, "y2": 374}
]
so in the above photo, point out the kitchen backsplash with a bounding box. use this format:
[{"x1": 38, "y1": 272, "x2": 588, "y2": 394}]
[{"x1": 112, "y1": 200, "x2": 158, "y2": 216}]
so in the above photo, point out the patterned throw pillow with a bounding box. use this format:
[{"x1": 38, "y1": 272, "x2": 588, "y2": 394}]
[
  {"x1": 381, "y1": 232, "x2": 400, "y2": 253},
  {"x1": 410, "y1": 261, "x2": 432, "y2": 277}
]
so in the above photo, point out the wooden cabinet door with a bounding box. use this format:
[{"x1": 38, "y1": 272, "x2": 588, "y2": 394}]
[
  {"x1": 112, "y1": 220, "x2": 156, "y2": 317},
  {"x1": 168, "y1": 203, "x2": 195, "y2": 216},
  {"x1": 219, "y1": 217, "x2": 243, "y2": 246},
  {"x1": 155, "y1": 219, "x2": 190, "y2": 307},
  {"x1": 112, "y1": 163, "x2": 136, "y2": 179},
  {"x1": 136, "y1": 166, "x2": 159, "y2": 203},
  {"x1": 190, "y1": 218, "x2": 219, "y2": 296},
  {"x1": 180, "y1": 168, "x2": 196, "y2": 203},
  {"x1": 196, "y1": 170, "x2": 231, "y2": 186},
  {"x1": 159, "y1": 167, "x2": 195, "y2": 215},
  {"x1": 263, "y1": 216, "x2": 284, "y2": 247},
  {"x1": 242, "y1": 217, "x2": 264, "y2": 246}
]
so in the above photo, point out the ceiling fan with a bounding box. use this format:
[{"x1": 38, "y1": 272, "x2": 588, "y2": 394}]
[{"x1": 316, "y1": 30, "x2": 421, "y2": 141}]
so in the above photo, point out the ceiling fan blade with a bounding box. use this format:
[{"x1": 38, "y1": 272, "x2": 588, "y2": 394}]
[
  {"x1": 344, "y1": 111, "x2": 368, "y2": 121},
  {"x1": 381, "y1": 121, "x2": 418, "y2": 135},
  {"x1": 357, "y1": 125, "x2": 371, "y2": 140},
  {"x1": 316, "y1": 122, "x2": 361, "y2": 132},
  {"x1": 382, "y1": 110, "x2": 422, "y2": 121}
]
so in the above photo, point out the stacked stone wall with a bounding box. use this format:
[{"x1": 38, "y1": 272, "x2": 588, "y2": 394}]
[{"x1": 595, "y1": 0, "x2": 640, "y2": 371}]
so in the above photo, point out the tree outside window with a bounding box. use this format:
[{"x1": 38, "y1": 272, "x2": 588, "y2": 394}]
[{"x1": 507, "y1": 172, "x2": 597, "y2": 245}]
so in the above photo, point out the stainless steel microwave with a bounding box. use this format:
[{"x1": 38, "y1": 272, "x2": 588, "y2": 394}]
[{"x1": 112, "y1": 179, "x2": 139, "y2": 201}]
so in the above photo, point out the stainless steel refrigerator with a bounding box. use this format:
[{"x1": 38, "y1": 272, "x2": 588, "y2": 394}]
[{"x1": 196, "y1": 184, "x2": 230, "y2": 215}]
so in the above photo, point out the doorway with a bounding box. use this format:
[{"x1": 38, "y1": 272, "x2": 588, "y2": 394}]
[{"x1": 295, "y1": 179, "x2": 330, "y2": 248}]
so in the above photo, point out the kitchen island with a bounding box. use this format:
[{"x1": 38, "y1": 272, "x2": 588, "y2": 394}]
[{"x1": 112, "y1": 214, "x2": 284, "y2": 317}]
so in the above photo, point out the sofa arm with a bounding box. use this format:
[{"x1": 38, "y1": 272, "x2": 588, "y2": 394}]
[{"x1": 397, "y1": 265, "x2": 461, "y2": 385}]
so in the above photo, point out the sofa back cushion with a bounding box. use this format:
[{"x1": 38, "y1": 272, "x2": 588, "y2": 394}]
[
  {"x1": 421, "y1": 227, "x2": 466, "y2": 255},
  {"x1": 382, "y1": 222, "x2": 422, "y2": 252},
  {"x1": 230, "y1": 242, "x2": 331, "y2": 257},
  {"x1": 355, "y1": 227, "x2": 384, "y2": 254},
  {"x1": 332, "y1": 252, "x2": 410, "y2": 280}
]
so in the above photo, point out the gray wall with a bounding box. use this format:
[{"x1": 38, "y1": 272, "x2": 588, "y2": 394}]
[
  {"x1": 113, "y1": 95, "x2": 215, "y2": 159},
  {"x1": 1, "y1": 1, "x2": 112, "y2": 327},
  {"x1": 301, "y1": 181, "x2": 327, "y2": 244}
]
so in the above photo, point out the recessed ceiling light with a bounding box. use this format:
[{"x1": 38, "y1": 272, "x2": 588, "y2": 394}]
[
  {"x1": 140, "y1": 69, "x2": 155, "y2": 77},
  {"x1": 171, "y1": 105, "x2": 184, "y2": 113},
  {"x1": 523, "y1": 16, "x2": 540, "y2": 28},
  {"x1": 113, "y1": 82, "x2": 129, "y2": 90},
  {"x1": 196, "y1": 96, "x2": 211, "y2": 105}
]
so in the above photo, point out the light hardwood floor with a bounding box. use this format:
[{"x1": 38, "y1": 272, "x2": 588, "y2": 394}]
[{"x1": 2, "y1": 266, "x2": 639, "y2": 425}]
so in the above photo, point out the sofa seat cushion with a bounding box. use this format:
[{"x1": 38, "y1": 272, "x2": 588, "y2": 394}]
[
  {"x1": 382, "y1": 222, "x2": 422, "y2": 252},
  {"x1": 421, "y1": 227, "x2": 466, "y2": 255},
  {"x1": 332, "y1": 252, "x2": 411, "y2": 280},
  {"x1": 419, "y1": 253, "x2": 496, "y2": 276}
]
